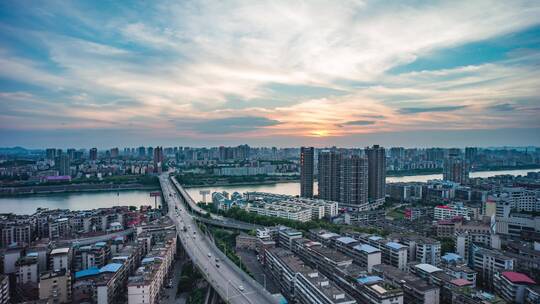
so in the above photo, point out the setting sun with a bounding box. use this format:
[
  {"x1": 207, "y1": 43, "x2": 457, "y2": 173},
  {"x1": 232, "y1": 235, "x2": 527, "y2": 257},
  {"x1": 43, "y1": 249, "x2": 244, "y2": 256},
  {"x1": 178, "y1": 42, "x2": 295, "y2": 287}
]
[{"x1": 311, "y1": 130, "x2": 330, "y2": 137}]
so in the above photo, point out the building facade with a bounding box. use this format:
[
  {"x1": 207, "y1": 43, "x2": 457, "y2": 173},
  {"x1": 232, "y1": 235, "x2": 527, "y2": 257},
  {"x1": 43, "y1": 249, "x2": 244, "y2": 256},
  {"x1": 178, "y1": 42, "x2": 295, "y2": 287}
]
[
  {"x1": 366, "y1": 145, "x2": 386, "y2": 204},
  {"x1": 300, "y1": 147, "x2": 315, "y2": 198}
]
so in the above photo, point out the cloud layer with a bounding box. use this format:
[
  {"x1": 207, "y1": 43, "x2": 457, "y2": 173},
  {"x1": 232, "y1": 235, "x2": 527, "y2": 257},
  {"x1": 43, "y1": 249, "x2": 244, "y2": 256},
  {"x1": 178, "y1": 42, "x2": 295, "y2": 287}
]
[{"x1": 0, "y1": 1, "x2": 540, "y2": 147}]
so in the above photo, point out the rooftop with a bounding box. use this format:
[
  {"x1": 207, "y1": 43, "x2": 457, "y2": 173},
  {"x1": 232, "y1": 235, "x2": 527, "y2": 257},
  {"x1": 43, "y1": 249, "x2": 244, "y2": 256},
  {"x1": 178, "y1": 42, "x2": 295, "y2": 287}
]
[
  {"x1": 75, "y1": 267, "x2": 100, "y2": 279},
  {"x1": 353, "y1": 244, "x2": 380, "y2": 254},
  {"x1": 357, "y1": 275, "x2": 383, "y2": 285},
  {"x1": 450, "y1": 278, "x2": 473, "y2": 287},
  {"x1": 501, "y1": 271, "x2": 536, "y2": 285},
  {"x1": 442, "y1": 252, "x2": 462, "y2": 263},
  {"x1": 336, "y1": 236, "x2": 357, "y2": 245},
  {"x1": 415, "y1": 263, "x2": 443, "y2": 274},
  {"x1": 311, "y1": 246, "x2": 352, "y2": 264},
  {"x1": 16, "y1": 256, "x2": 37, "y2": 266},
  {"x1": 373, "y1": 264, "x2": 438, "y2": 292},
  {"x1": 320, "y1": 232, "x2": 340, "y2": 239},
  {"x1": 50, "y1": 247, "x2": 70, "y2": 255},
  {"x1": 385, "y1": 242, "x2": 405, "y2": 250},
  {"x1": 100, "y1": 263, "x2": 123, "y2": 273}
]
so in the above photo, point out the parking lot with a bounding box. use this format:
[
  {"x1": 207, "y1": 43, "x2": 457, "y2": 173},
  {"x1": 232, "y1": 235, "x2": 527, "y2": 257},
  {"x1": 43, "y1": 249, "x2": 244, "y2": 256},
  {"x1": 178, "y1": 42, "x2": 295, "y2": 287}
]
[{"x1": 236, "y1": 249, "x2": 279, "y2": 294}]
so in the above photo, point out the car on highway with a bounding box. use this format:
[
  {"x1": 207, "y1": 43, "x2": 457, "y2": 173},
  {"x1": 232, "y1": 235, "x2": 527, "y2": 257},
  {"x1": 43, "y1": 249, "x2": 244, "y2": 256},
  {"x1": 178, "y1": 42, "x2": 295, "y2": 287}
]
[
  {"x1": 208, "y1": 253, "x2": 212, "y2": 258},
  {"x1": 216, "y1": 263, "x2": 220, "y2": 268},
  {"x1": 238, "y1": 285, "x2": 244, "y2": 292}
]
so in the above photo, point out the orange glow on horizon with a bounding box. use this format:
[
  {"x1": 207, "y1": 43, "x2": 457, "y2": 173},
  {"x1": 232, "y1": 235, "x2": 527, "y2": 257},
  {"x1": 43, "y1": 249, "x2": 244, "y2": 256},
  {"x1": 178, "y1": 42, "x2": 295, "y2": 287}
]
[{"x1": 311, "y1": 130, "x2": 330, "y2": 137}]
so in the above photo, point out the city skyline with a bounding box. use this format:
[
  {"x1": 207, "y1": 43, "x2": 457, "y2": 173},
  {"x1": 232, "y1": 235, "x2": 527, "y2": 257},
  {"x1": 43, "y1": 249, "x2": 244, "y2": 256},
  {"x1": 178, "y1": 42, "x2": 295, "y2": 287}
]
[{"x1": 1, "y1": 1, "x2": 540, "y2": 148}]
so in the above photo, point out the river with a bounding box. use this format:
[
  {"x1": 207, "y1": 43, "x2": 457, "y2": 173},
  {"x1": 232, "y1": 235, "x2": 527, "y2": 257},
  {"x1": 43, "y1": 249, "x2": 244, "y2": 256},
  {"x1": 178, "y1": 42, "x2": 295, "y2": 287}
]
[
  {"x1": 0, "y1": 190, "x2": 162, "y2": 215},
  {"x1": 0, "y1": 168, "x2": 537, "y2": 214},
  {"x1": 185, "y1": 168, "x2": 540, "y2": 202}
]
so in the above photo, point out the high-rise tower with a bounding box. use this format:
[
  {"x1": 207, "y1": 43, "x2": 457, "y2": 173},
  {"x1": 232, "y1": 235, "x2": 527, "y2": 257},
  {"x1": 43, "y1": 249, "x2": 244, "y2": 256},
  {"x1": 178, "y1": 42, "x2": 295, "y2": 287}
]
[
  {"x1": 366, "y1": 145, "x2": 386, "y2": 203},
  {"x1": 300, "y1": 147, "x2": 314, "y2": 198},
  {"x1": 340, "y1": 155, "x2": 369, "y2": 209},
  {"x1": 443, "y1": 150, "x2": 470, "y2": 184},
  {"x1": 318, "y1": 150, "x2": 341, "y2": 202}
]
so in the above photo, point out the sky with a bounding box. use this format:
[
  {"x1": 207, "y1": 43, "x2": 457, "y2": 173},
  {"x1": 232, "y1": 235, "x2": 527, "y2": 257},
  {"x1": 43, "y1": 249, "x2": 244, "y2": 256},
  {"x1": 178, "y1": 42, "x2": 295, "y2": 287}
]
[{"x1": 1, "y1": 0, "x2": 540, "y2": 148}]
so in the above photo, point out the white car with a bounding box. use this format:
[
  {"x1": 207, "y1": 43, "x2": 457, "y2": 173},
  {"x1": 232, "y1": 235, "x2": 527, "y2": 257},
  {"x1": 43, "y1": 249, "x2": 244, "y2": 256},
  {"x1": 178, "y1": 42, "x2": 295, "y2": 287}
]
[{"x1": 238, "y1": 285, "x2": 244, "y2": 292}]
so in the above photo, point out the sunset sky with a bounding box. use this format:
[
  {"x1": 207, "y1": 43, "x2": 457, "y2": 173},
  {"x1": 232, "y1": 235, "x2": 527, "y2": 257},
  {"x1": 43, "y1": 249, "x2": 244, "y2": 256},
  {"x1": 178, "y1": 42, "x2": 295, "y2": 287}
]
[{"x1": 1, "y1": 1, "x2": 540, "y2": 148}]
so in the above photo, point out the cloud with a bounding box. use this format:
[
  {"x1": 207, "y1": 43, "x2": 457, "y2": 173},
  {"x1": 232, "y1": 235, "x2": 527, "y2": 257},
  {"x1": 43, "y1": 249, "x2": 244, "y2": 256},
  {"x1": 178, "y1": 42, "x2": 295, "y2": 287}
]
[
  {"x1": 343, "y1": 120, "x2": 376, "y2": 126},
  {"x1": 398, "y1": 105, "x2": 467, "y2": 114},
  {"x1": 487, "y1": 103, "x2": 515, "y2": 111},
  {"x1": 1, "y1": 1, "x2": 540, "y2": 146},
  {"x1": 190, "y1": 116, "x2": 280, "y2": 134}
]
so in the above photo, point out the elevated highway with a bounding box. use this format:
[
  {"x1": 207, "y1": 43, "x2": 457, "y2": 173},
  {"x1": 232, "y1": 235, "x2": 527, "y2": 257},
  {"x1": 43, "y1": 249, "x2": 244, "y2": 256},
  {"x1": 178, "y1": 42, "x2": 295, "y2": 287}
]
[
  {"x1": 170, "y1": 176, "x2": 262, "y2": 231},
  {"x1": 161, "y1": 174, "x2": 278, "y2": 304}
]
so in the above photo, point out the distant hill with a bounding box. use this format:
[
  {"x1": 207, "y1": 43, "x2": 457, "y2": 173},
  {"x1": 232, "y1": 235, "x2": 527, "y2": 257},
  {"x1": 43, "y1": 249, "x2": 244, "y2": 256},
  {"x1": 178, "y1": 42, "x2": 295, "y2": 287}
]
[{"x1": 0, "y1": 146, "x2": 30, "y2": 155}]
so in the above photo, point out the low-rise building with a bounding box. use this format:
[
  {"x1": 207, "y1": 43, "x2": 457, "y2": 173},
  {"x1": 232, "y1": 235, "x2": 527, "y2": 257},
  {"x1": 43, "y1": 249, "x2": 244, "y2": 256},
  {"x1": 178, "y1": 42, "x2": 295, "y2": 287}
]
[
  {"x1": 16, "y1": 255, "x2": 39, "y2": 284},
  {"x1": 127, "y1": 232, "x2": 176, "y2": 304},
  {"x1": 352, "y1": 244, "x2": 381, "y2": 273},
  {"x1": 247, "y1": 201, "x2": 312, "y2": 222},
  {"x1": 356, "y1": 275, "x2": 404, "y2": 304},
  {"x1": 355, "y1": 234, "x2": 409, "y2": 271},
  {"x1": 397, "y1": 236, "x2": 441, "y2": 266},
  {"x1": 50, "y1": 247, "x2": 71, "y2": 272},
  {"x1": 264, "y1": 247, "x2": 357, "y2": 304},
  {"x1": 493, "y1": 271, "x2": 536, "y2": 304},
  {"x1": 373, "y1": 264, "x2": 440, "y2": 304},
  {"x1": 434, "y1": 203, "x2": 471, "y2": 221},
  {"x1": 472, "y1": 246, "x2": 515, "y2": 290},
  {"x1": 278, "y1": 227, "x2": 303, "y2": 251},
  {"x1": 39, "y1": 269, "x2": 71, "y2": 303},
  {"x1": 246, "y1": 192, "x2": 339, "y2": 219}
]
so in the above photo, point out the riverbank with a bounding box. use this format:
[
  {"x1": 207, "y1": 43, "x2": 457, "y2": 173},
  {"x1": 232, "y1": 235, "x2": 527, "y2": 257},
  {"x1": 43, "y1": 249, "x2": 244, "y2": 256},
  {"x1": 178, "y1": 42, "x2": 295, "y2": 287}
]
[
  {"x1": 0, "y1": 189, "x2": 163, "y2": 215},
  {"x1": 183, "y1": 166, "x2": 540, "y2": 188},
  {"x1": 0, "y1": 183, "x2": 160, "y2": 197},
  {"x1": 183, "y1": 179, "x2": 300, "y2": 188}
]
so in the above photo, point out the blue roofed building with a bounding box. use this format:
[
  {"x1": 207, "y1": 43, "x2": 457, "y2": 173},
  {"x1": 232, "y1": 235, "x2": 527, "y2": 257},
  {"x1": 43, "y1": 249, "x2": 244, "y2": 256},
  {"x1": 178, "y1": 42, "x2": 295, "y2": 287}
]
[
  {"x1": 99, "y1": 263, "x2": 123, "y2": 273},
  {"x1": 212, "y1": 191, "x2": 247, "y2": 211},
  {"x1": 357, "y1": 275, "x2": 383, "y2": 285},
  {"x1": 348, "y1": 233, "x2": 409, "y2": 271},
  {"x1": 75, "y1": 267, "x2": 100, "y2": 279},
  {"x1": 441, "y1": 252, "x2": 463, "y2": 265},
  {"x1": 356, "y1": 274, "x2": 404, "y2": 304},
  {"x1": 352, "y1": 244, "x2": 382, "y2": 273}
]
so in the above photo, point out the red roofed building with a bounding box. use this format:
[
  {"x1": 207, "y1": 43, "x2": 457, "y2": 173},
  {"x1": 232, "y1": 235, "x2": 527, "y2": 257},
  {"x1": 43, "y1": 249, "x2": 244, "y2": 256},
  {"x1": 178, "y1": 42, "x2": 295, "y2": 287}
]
[
  {"x1": 502, "y1": 272, "x2": 536, "y2": 284},
  {"x1": 450, "y1": 278, "x2": 473, "y2": 287},
  {"x1": 494, "y1": 271, "x2": 536, "y2": 304}
]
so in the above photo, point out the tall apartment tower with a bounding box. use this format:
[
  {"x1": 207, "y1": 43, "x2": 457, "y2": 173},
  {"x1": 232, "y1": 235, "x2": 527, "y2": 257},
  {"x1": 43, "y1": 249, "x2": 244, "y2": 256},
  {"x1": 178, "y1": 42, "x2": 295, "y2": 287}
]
[
  {"x1": 110, "y1": 147, "x2": 119, "y2": 158},
  {"x1": 153, "y1": 146, "x2": 164, "y2": 164},
  {"x1": 443, "y1": 153, "x2": 470, "y2": 185},
  {"x1": 340, "y1": 155, "x2": 369, "y2": 209},
  {"x1": 465, "y1": 147, "x2": 478, "y2": 162},
  {"x1": 56, "y1": 154, "x2": 70, "y2": 176},
  {"x1": 45, "y1": 148, "x2": 56, "y2": 160},
  {"x1": 318, "y1": 150, "x2": 341, "y2": 202},
  {"x1": 366, "y1": 145, "x2": 386, "y2": 203},
  {"x1": 89, "y1": 148, "x2": 98, "y2": 161},
  {"x1": 300, "y1": 147, "x2": 314, "y2": 198}
]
